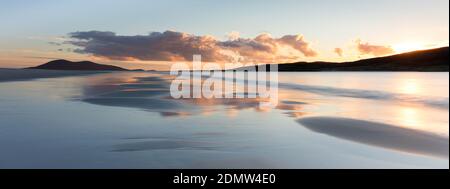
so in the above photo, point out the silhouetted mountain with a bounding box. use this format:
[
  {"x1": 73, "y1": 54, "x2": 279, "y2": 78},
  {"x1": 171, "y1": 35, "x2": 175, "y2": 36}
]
[
  {"x1": 236, "y1": 47, "x2": 449, "y2": 71},
  {"x1": 131, "y1": 69, "x2": 146, "y2": 72},
  {"x1": 29, "y1": 59, "x2": 128, "y2": 71}
]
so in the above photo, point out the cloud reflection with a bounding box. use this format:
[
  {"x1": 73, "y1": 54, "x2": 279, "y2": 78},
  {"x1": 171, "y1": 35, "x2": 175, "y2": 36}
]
[{"x1": 79, "y1": 73, "x2": 306, "y2": 118}]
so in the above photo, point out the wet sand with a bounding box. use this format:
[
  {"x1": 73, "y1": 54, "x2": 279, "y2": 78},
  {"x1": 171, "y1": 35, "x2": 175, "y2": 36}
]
[
  {"x1": 297, "y1": 117, "x2": 449, "y2": 158},
  {"x1": 0, "y1": 68, "x2": 105, "y2": 82},
  {"x1": 0, "y1": 71, "x2": 448, "y2": 168}
]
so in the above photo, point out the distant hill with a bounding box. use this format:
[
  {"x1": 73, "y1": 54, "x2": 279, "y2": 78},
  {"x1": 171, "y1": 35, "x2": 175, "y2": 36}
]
[
  {"x1": 29, "y1": 59, "x2": 128, "y2": 71},
  {"x1": 236, "y1": 47, "x2": 449, "y2": 71}
]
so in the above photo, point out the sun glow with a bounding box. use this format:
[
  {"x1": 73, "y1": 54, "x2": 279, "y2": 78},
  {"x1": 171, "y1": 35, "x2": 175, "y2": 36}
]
[
  {"x1": 392, "y1": 42, "x2": 425, "y2": 53},
  {"x1": 401, "y1": 81, "x2": 420, "y2": 94}
]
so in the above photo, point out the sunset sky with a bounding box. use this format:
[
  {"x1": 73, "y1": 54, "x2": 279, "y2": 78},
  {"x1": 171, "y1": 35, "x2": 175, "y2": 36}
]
[{"x1": 0, "y1": 0, "x2": 448, "y2": 70}]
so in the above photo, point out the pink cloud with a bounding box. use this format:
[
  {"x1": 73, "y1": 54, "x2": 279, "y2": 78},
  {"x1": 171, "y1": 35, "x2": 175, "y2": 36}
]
[
  {"x1": 357, "y1": 40, "x2": 394, "y2": 56},
  {"x1": 334, "y1": 48, "x2": 343, "y2": 57},
  {"x1": 67, "y1": 30, "x2": 318, "y2": 63}
]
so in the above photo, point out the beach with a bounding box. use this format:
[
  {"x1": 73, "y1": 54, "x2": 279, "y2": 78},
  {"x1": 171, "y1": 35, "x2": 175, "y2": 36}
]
[
  {"x1": 0, "y1": 68, "x2": 105, "y2": 82},
  {"x1": 0, "y1": 69, "x2": 448, "y2": 168}
]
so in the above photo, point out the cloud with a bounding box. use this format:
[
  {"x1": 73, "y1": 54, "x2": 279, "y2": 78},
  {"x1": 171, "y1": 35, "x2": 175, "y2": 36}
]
[
  {"x1": 278, "y1": 35, "x2": 318, "y2": 57},
  {"x1": 356, "y1": 40, "x2": 394, "y2": 56},
  {"x1": 67, "y1": 30, "x2": 317, "y2": 63},
  {"x1": 48, "y1": 42, "x2": 62, "y2": 46},
  {"x1": 334, "y1": 48, "x2": 343, "y2": 57},
  {"x1": 226, "y1": 31, "x2": 240, "y2": 41}
]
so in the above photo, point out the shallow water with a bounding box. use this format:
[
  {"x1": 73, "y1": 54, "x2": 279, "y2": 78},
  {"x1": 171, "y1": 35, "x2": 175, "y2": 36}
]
[{"x1": 0, "y1": 71, "x2": 448, "y2": 168}]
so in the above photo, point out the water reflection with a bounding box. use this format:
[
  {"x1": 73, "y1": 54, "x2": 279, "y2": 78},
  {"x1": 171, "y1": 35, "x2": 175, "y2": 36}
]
[
  {"x1": 76, "y1": 72, "x2": 449, "y2": 158},
  {"x1": 399, "y1": 107, "x2": 420, "y2": 128},
  {"x1": 79, "y1": 72, "x2": 307, "y2": 119},
  {"x1": 399, "y1": 79, "x2": 421, "y2": 94},
  {"x1": 2, "y1": 71, "x2": 449, "y2": 168}
]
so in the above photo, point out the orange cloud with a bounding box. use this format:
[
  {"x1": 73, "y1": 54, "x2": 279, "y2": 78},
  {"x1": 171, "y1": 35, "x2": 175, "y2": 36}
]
[
  {"x1": 334, "y1": 48, "x2": 343, "y2": 57},
  {"x1": 356, "y1": 40, "x2": 394, "y2": 56},
  {"x1": 67, "y1": 30, "x2": 318, "y2": 63}
]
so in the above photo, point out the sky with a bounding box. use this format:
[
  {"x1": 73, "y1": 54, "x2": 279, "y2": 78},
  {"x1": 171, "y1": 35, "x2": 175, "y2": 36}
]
[{"x1": 0, "y1": 0, "x2": 448, "y2": 70}]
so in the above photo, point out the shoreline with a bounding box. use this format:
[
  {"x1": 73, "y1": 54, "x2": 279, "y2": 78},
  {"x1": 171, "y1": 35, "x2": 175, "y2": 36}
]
[
  {"x1": 0, "y1": 68, "x2": 109, "y2": 83},
  {"x1": 1, "y1": 68, "x2": 448, "y2": 83}
]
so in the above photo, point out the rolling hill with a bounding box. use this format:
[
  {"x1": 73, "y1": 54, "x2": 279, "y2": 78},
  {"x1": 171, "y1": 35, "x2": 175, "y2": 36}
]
[
  {"x1": 28, "y1": 59, "x2": 128, "y2": 71},
  {"x1": 236, "y1": 47, "x2": 449, "y2": 71}
]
